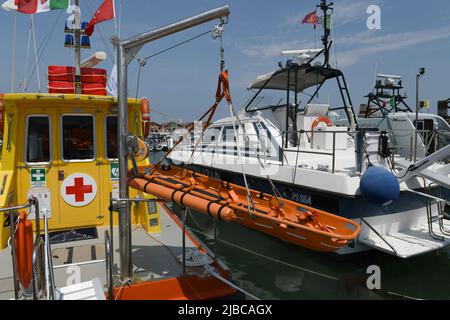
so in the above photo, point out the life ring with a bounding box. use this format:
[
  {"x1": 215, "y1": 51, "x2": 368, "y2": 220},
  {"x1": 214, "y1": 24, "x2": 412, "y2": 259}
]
[
  {"x1": 311, "y1": 116, "x2": 333, "y2": 132},
  {"x1": 141, "y1": 97, "x2": 150, "y2": 138},
  {"x1": 14, "y1": 212, "x2": 33, "y2": 289}
]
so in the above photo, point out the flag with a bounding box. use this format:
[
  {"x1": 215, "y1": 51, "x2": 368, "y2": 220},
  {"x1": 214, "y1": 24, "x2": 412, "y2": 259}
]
[
  {"x1": 382, "y1": 98, "x2": 395, "y2": 108},
  {"x1": 301, "y1": 10, "x2": 318, "y2": 28},
  {"x1": 420, "y1": 100, "x2": 430, "y2": 109},
  {"x1": 325, "y1": 14, "x2": 332, "y2": 30},
  {"x1": 84, "y1": 0, "x2": 115, "y2": 36},
  {"x1": 1, "y1": 0, "x2": 16, "y2": 11},
  {"x1": 107, "y1": 63, "x2": 117, "y2": 96},
  {"x1": 2, "y1": 0, "x2": 69, "y2": 14}
]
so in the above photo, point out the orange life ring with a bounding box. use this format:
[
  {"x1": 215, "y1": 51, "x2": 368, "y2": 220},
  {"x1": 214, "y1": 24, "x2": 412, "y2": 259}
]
[
  {"x1": 14, "y1": 212, "x2": 33, "y2": 289},
  {"x1": 311, "y1": 116, "x2": 333, "y2": 133},
  {"x1": 141, "y1": 97, "x2": 150, "y2": 138}
]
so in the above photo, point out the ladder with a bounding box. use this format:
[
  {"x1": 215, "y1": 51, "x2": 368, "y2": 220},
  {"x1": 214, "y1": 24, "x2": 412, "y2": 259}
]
[{"x1": 336, "y1": 73, "x2": 358, "y2": 128}]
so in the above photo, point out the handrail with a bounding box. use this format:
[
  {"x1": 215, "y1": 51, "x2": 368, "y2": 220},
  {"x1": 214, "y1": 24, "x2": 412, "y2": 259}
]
[
  {"x1": 360, "y1": 218, "x2": 398, "y2": 257},
  {"x1": 104, "y1": 230, "x2": 114, "y2": 300},
  {"x1": 43, "y1": 211, "x2": 56, "y2": 300},
  {"x1": 2, "y1": 198, "x2": 58, "y2": 300},
  {"x1": 31, "y1": 237, "x2": 45, "y2": 300},
  {"x1": 176, "y1": 126, "x2": 448, "y2": 174},
  {"x1": 0, "y1": 199, "x2": 36, "y2": 213}
]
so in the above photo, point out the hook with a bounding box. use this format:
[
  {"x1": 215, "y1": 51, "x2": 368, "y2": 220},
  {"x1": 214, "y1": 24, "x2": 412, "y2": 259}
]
[{"x1": 212, "y1": 24, "x2": 224, "y2": 40}]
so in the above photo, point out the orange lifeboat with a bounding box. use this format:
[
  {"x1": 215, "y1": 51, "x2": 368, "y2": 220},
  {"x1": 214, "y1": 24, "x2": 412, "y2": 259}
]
[{"x1": 128, "y1": 165, "x2": 361, "y2": 253}]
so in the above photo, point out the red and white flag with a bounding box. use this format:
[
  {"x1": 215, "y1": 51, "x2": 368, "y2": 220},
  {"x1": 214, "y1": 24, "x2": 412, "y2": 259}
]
[
  {"x1": 1, "y1": 0, "x2": 69, "y2": 14},
  {"x1": 85, "y1": 0, "x2": 115, "y2": 36}
]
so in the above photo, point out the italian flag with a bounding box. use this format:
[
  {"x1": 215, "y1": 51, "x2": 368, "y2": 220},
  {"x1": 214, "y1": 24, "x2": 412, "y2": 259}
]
[{"x1": 1, "y1": 0, "x2": 69, "y2": 14}]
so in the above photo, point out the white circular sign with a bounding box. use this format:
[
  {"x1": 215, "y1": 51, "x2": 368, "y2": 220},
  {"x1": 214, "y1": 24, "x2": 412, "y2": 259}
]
[{"x1": 61, "y1": 173, "x2": 98, "y2": 207}]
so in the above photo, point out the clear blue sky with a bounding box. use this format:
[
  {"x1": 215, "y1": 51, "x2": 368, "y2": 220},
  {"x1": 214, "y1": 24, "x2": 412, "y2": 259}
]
[{"x1": 1, "y1": 0, "x2": 449, "y2": 122}]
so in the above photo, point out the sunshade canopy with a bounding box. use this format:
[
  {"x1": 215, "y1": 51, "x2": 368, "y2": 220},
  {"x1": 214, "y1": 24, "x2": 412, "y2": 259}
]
[{"x1": 249, "y1": 65, "x2": 342, "y2": 92}]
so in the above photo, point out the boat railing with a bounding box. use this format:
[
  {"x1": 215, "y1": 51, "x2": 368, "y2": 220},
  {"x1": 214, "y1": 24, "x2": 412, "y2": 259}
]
[
  {"x1": 0, "y1": 198, "x2": 55, "y2": 300},
  {"x1": 175, "y1": 127, "x2": 448, "y2": 173},
  {"x1": 106, "y1": 196, "x2": 164, "y2": 300},
  {"x1": 385, "y1": 129, "x2": 449, "y2": 162},
  {"x1": 104, "y1": 230, "x2": 113, "y2": 300},
  {"x1": 175, "y1": 129, "x2": 354, "y2": 174},
  {"x1": 280, "y1": 129, "x2": 358, "y2": 174},
  {"x1": 42, "y1": 209, "x2": 56, "y2": 300}
]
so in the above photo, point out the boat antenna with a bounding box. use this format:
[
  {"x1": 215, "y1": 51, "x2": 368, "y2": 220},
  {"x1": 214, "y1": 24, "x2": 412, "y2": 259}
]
[{"x1": 317, "y1": 0, "x2": 333, "y2": 68}]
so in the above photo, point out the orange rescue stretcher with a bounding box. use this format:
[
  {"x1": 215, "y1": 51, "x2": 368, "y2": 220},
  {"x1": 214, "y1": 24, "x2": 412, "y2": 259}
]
[{"x1": 128, "y1": 165, "x2": 361, "y2": 253}]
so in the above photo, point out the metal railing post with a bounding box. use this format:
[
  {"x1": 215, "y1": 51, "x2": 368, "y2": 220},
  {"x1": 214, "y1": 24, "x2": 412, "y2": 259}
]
[
  {"x1": 104, "y1": 230, "x2": 114, "y2": 300},
  {"x1": 8, "y1": 209, "x2": 19, "y2": 299},
  {"x1": 182, "y1": 208, "x2": 187, "y2": 275},
  {"x1": 332, "y1": 132, "x2": 336, "y2": 174}
]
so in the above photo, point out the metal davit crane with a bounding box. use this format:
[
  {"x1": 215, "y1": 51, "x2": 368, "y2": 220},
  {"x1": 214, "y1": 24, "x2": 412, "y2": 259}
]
[{"x1": 112, "y1": 6, "x2": 231, "y2": 280}]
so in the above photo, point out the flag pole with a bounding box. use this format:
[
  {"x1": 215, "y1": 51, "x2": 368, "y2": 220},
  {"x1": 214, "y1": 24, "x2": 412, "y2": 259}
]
[
  {"x1": 31, "y1": 14, "x2": 41, "y2": 92},
  {"x1": 318, "y1": 0, "x2": 333, "y2": 68},
  {"x1": 11, "y1": 11, "x2": 17, "y2": 92},
  {"x1": 74, "y1": 0, "x2": 82, "y2": 93}
]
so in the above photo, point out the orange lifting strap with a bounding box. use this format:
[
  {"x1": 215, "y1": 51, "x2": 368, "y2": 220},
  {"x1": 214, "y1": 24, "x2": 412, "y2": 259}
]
[{"x1": 14, "y1": 212, "x2": 33, "y2": 289}]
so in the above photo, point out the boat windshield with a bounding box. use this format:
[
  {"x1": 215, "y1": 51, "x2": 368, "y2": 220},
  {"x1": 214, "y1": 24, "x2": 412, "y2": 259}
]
[{"x1": 246, "y1": 89, "x2": 290, "y2": 112}]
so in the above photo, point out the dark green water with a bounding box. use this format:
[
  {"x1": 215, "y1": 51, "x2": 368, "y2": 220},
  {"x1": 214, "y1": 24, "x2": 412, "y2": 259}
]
[{"x1": 151, "y1": 152, "x2": 450, "y2": 300}]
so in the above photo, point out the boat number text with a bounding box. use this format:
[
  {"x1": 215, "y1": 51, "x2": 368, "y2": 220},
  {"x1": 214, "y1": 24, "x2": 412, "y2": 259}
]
[{"x1": 291, "y1": 192, "x2": 312, "y2": 206}]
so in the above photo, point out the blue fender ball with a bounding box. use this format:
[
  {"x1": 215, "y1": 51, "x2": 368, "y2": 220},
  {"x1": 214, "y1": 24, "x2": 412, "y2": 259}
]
[{"x1": 360, "y1": 166, "x2": 400, "y2": 206}]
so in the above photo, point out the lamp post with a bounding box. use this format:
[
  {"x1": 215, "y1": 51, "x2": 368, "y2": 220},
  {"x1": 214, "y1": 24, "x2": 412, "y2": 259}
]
[{"x1": 414, "y1": 67, "x2": 426, "y2": 162}]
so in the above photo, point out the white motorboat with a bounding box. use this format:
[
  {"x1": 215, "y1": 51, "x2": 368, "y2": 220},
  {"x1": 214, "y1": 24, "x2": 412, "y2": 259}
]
[{"x1": 169, "y1": 2, "x2": 450, "y2": 258}]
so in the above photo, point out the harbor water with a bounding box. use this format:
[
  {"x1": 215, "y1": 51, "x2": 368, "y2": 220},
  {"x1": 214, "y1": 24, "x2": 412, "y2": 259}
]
[{"x1": 152, "y1": 152, "x2": 450, "y2": 300}]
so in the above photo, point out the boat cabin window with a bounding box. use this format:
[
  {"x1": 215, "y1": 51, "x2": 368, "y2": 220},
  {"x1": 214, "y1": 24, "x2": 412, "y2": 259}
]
[
  {"x1": 106, "y1": 116, "x2": 118, "y2": 160},
  {"x1": 62, "y1": 115, "x2": 95, "y2": 161},
  {"x1": 26, "y1": 116, "x2": 50, "y2": 164},
  {"x1": 222, "y1": 126, "x2": 237, "y2": 142}
]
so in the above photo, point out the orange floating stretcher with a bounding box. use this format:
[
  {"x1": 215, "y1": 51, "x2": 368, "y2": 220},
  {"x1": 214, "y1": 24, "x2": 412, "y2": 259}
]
[{"x1": 128, "y1": 165, "x2": 361, "y2": 253}]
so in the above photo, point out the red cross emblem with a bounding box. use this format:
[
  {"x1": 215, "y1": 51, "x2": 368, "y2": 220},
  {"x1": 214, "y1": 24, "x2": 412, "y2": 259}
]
[{"x1": 65, "y1": 177, "x2": 93, "y2": 202}]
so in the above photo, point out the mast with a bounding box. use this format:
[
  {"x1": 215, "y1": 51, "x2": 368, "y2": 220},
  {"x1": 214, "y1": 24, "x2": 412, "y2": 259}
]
[
  {"x1": 318, "y1": 0, "x2": 333, "y2": 68},
  {"x1": 74, "y1": 0, "x2": 82, "y2": 94}
]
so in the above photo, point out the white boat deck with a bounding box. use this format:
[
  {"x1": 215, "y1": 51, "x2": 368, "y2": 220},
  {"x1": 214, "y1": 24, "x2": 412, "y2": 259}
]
[
  {"x1": 0, "y1": 203, "x2": 212, "y2": 300},
  {"x1": 282, "y1": 147, "x2": 357, "y2": 173},
  {"x1": 359, "y1": 219, "x2": 450, "y2": 258}
]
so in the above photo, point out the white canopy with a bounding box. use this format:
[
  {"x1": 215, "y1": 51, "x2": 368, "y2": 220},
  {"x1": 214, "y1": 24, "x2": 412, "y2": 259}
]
[{"x1": 249, "y1": 66, "x2": 340, "y2": 92}]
